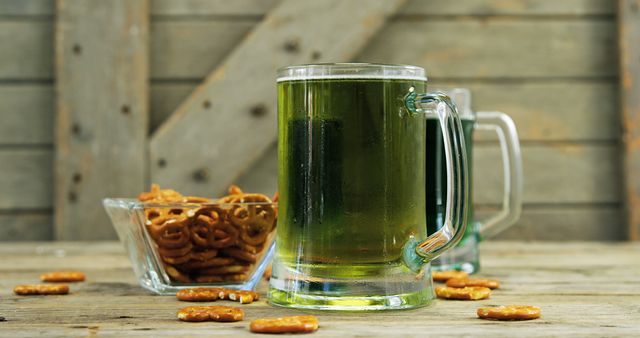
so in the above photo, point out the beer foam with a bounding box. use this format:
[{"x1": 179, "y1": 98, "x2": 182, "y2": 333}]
[{"x1": 277, "y1": 74, "x2": 428, "y2": 82}]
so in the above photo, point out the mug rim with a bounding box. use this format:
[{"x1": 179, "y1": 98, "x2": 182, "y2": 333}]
[{"x1": 277, "y1": 63, "x2": 427, "y2": 82}]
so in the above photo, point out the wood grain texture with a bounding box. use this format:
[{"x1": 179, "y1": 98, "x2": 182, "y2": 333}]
[
  {"x1": 359, "y1": 19, "x2": 616, "y2": 79},
  {"x1": 619, "y1": 0, "x2": 640, "y2": 240},
  {"x1": 152, "y1": 0, "x2": 278, "y2": 16},
  {"x1": 0, "y1": 0, "x2": 52, "y2": 15},
  {"x1": 149, "y1": 0, "x2": 407, "y2": 197},
  {"x1": 149, "y1": 83, "x2": 194, "y2": 133},
  {"x1": 146, "y1": 19, "x2": 617, "y2": 80},
  {"x1": 0, "y1": 21, "x2": 52, "y2": 79},
  {"x1": 0, "y1": 18, "x2": 617, "y2": 80},
  {"x1": 2, "y1": 80, "x2": 619, "y2": 143},
  {"x1": 0, "y1": 242, "x2": 638, "y2": 337},
  {"x1": 0, "y1": 85, "x2": 53, "y2": 145},
  {"x1": 0, "y1": 149, "x2": 52, "y2": 209},
  {"x1": 55, "y1": 0, "x2": 149, "y2": 240},
  {"x1": 148, "y1": 0, "x2": 615, "y2": 16},
  {"x1": 402, "y1": 0, "x2": 615, "y2": 16},
  {"x1": 0, "y1": 0, "x2": 615, "y2": 16},
  {"x1": 475, "y1": 143, "x2": 620, "y2": 204},
  {"x1": 432, "y1": 80, "x2": 619, "y2": 141},
  {"x1": 150, "y1": 20, "x2": 257, "y2": 80},
  {"x1": 0, "y1": 213, "x2": 52, "y2": 241},
  {"x1": 479, "y1": 206, "x2": 624, "y2": 241}
]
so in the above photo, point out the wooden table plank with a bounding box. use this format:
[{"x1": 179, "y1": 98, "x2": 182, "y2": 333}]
[{"x1": 0, "y1": 242, "x2": 639, "y2": 337}]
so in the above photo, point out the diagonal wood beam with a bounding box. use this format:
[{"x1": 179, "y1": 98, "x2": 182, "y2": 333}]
[
  {"x1": 55, "y1": 0, "x2": 149, "y2": 240},
  {"x1": 150, "y1": 0, "x2": 406, "y2": 197},
  {"x1": 619, "y1": 0, "x2": 640, "y2": 240}
]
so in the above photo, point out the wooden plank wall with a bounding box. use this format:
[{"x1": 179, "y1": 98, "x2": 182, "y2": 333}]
[
  {"x1": 55, "y1": 0, "x2": 149, "y2": 240},
  {"x1": 0, "y1": 0, "x2": 624, "y2": 241},
  {"x1": 618, "y1": 0, "x2": 640, "y2": 240}
]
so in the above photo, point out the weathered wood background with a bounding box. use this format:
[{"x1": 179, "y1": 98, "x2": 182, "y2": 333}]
[{"x1": 0, "y1": 0, "x2": 628, "y2": 241}]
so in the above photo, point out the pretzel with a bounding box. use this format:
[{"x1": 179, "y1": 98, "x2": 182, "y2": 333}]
[
  {"x1": 209, "y1": 222, "x2": 239, "y2": 248},
  {"x1": 40, "y1": 271, "x2": 85, "y2": 283},
  {"x1": 250, "y1": 315, "x2": 319, "y2": 334},
  {"x1": 228, "y1": 185, "x2": 243, "y2": 195},
  {"x1": 227, "y1": 290, "x2": 258, "y2": 304},
  {"x1": 477, "y1": 305, "x2": 541, "y2": 321},
  {"x1": 139, "y1": 184, "x2": 277, "y2": 284},
  {"x1": 144, "y1": 208, "x2": 164, "y2": 221},
  {"x1": 222, "y1": 273, "x2": 247, "y2": 282},
  {"x1": 14, "y1": 284, "x2": 69, "y2": 295},
  {"x1": 158, "y1": 242, "x2": 193, "y2": 258},
  {"x1": 221, "y1": 248, "x2": 257, "y2": 263},
  {"x1": 228, "y1": 195, "x2": 276, "y2": 246},
  {"x1": 195, "y1": 275, "x2": 224, "y2": 283},
  {"x1": 190, "y1": 214, "x2": 220, "y2": 247},
  {"x1": 435, "y1": 286, "x2": 491, "y2": 300},
  {"x1": 180, "y1": 257, "x2": 235, "y2": 270},
  {"x1": 177, "y1": 306, "x2": 244, "y2": 322},
  {"x1": 217, "y1": 289, "x2": 259, "y2": 303},
  {"x1": 165, "y1": 265, "x2": 191, "y2": 283},
  {"x1": 146, "y1": 215, "x2": 191, "y2": 249},
  {"x1": 263, "y1": 264, "x2": 272, "y2": 280},
  {"x1": 161, "y1": 253, "x2": 192, "y2": 265},
  {"x1": 185, "y1": 196, "x2": 211, "y2": 203},
  {"x1": 190, "y1": 249, "x2": 218, "y2": 262},
  {"x1": 236, "y1": 241, "x2": 260, "y2": 254},
  {"x1": 432, "y1": 270, "x2": 469, "y2": 283},
  {"x1": 139, "y1": 184, "x2": 185, "y2": 203},
  {"x1": 200, "y1": 265, "x2": 250, "y2": 275},
  {"x1": 176, "y1": 287, "x2": 222, "y2": 302},
  {"x1": 446, "y1": 278, "x2": 500, "y2": 289}
]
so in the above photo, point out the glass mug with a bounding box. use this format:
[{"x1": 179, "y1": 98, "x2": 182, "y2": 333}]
[
  {"x1": 269, "y1": 63, "x2": 469, "y2": 310},
  {"x1": 427, "y1": 88, "x2": 523, "y2": 274}
]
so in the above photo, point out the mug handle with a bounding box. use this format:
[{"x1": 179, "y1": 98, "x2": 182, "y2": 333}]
[
  {"x1": 475, "y1": 112, "x2": 523, "y2": 239},
  {"x1": 404, "y1": 89, "x2": 469, "y2": 262}
]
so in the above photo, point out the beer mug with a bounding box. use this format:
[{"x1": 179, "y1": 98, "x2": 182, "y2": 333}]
[
  {"x1": 428, "y1": 88, "x2": 523, "y2": 273},
  {"x1": 270, "y1": 63, "x2": 469, "y2": 310}
]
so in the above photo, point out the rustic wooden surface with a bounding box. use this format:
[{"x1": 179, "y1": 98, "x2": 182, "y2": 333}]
[
  {"x1": 0, "y1": 241, "x2": 638, "y2": 337},
  {"x1": 0, "y1": 0, "x2": 615, "y2": 17},
  {"x1": 619, "y1": 0, "x2": 640, "y2": 240},
  {"x1": 54, "y1": 0, "x2": 149, "y2": 240},
  {"x1": 0, "y1": 0, "x2": 623, "y2": 241},
  {"x1": 149, "y1": 0, "x2": 406, "y2": 198}
]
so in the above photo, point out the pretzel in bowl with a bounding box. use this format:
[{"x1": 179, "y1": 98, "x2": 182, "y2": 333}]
[
  {"x1": 228, "y1": 194, "x2": 276, "y2": 246},
  {"x1": 139, "y1": 184, "x2": 277, "y2": 284}
]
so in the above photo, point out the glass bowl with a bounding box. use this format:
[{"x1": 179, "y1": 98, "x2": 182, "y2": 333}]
[{"x1": 103, "y1": 198, "x2": 276, "y2": 295}]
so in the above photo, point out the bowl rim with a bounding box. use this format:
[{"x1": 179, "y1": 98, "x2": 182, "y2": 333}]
[{"x1": 103, "y1": 197, "x2": 277, "y2": 208}]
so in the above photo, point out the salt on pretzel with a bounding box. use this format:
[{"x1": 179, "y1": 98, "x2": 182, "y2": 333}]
[
  {"x1": 177, "y1": 306, "x2": 244, "y2": 322},
  {"x1": 477, "y1": 305, "x2": 541, "y2": 321},
  {"x1": 250, "y1": 315, "x2": 319, "y2": 334}
]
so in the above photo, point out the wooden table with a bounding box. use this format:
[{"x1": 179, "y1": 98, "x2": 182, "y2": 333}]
[{"x1": 1, "y1": 242, "x2": 639, "y2": 337}]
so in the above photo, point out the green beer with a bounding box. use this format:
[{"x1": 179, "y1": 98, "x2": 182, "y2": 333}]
[
  {"x1": 277, "y1": 78, "x2": 427, "y2": 273},
  {"x1": 271, "y1": 64, "x2": 470, "y2": 310}
]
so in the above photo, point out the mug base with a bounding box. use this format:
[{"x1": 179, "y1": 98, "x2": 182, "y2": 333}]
[
  {"x1": 268, "y1": 288, "x2": 435, "y2": 311},
  {"x1": 268, "y1": 259, "x2": 435, "y2": 311}
]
